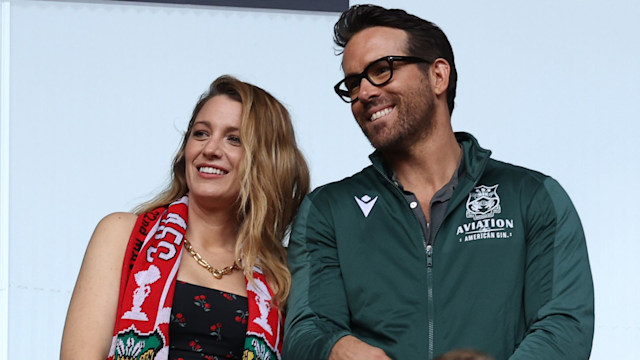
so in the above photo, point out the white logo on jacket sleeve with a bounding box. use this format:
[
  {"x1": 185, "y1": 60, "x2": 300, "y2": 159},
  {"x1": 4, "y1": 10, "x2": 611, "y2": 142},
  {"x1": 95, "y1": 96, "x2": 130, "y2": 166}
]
[
  {"x1": 466, "y1": 184, "x2": 501, "y2": 220},
  {"x1": 355, "y1": 195, "x2": 378, "y2": 217}
]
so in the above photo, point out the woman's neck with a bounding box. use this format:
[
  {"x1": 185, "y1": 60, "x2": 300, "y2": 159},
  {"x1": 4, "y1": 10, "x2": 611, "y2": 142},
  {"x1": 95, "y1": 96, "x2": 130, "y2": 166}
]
[{"x1": 186, "y1": 196, "x2": 240, "y2": 251}]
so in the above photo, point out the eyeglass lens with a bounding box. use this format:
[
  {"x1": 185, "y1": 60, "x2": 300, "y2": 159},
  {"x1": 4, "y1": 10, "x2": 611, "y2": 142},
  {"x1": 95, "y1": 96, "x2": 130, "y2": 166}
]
[{"x1": 339, "y1": 58, "x2": 393, "y2": 101}]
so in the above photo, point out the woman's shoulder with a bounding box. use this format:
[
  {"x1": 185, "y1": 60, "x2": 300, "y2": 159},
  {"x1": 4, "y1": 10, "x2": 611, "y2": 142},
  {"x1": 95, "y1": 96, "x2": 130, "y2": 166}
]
[
  {"x1": 98, "y1": 212, "x2": 139, "y2": 228},
  {"x1": 61, "y1": 212, "x2": 139, "y2": 358},
  {"x1": 89, "y1": 212, "x2": 139, "y2": 250}
]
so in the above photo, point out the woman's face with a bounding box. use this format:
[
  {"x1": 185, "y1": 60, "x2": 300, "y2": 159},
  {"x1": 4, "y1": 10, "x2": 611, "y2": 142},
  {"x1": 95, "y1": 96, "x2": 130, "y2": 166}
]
[{"x1": 184, "y1": 95, "x2": 244, "y2": 207}]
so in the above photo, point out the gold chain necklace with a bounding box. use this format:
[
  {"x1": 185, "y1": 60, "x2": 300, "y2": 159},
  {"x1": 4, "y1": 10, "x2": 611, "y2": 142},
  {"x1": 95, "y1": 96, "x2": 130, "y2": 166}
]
[{"x1": 183, "y1": 238, "x2": 241, "y2": 279}]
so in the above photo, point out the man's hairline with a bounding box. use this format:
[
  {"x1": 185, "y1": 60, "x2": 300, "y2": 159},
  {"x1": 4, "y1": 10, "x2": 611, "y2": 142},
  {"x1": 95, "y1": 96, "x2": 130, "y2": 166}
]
[{"x1": 337, "y1": 27, "x2": 412, "y2": 74}]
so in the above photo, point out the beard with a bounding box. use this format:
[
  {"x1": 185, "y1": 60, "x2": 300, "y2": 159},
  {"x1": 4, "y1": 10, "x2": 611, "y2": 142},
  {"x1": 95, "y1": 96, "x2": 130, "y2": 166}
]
[{"x1": 359, "y1": 77, "x2": 436, "y2": 153}]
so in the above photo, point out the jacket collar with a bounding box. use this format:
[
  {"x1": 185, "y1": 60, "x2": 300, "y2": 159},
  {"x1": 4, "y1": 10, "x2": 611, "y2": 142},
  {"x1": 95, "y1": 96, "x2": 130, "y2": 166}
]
[
  {"x1": 455, "y1": 132, "x2": 491, "y2": 182},
  {"x1": 368, "y1": 131, "x2": 492, "y2": 182}
]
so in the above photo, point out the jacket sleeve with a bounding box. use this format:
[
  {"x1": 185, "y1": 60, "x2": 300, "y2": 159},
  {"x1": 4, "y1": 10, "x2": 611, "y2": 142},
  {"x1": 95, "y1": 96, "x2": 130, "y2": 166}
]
[
  {"x1": 510, "y1": 178, "x2": 594, "y2": 360},
  {"x1": 283, "y1": 194, "x2": 352, "y2": 360}
]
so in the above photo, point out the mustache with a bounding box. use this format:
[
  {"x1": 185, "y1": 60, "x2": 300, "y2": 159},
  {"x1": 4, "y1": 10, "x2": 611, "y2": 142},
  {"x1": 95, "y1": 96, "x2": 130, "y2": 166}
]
[{"x1": 362, "y1": 98, "x2": 385, "y2": 111}]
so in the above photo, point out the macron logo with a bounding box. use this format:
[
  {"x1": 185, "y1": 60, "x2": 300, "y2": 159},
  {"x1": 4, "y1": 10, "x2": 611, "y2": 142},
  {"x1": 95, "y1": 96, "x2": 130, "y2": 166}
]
[{"x1": 354, "y1": 195, "x2": 378, "y2": 218}]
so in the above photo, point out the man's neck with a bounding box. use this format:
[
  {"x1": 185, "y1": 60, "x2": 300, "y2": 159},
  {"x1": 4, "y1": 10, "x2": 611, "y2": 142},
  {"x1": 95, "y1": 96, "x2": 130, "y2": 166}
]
[
  {"x1": 385, "y1": 125, "x2": 461, "y2": 220},
  {"x1": 388, "y1": 125, "x2": 460, "y2": 183}
]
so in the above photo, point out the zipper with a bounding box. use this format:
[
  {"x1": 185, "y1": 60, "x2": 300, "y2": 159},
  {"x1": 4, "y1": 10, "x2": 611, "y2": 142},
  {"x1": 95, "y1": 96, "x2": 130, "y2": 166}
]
[
  {"x1": 427, "y1": 265, "x2": 434, "y2": 360},
  {"x1": 369, "y1": 141, "x2": 490, "y2": 360},
  {"x1": 372, "y1": 165, "x2": 435, "y2": 359},
  {"x1": 426, "y1": 242, "x2": 434, "y2": 359}
]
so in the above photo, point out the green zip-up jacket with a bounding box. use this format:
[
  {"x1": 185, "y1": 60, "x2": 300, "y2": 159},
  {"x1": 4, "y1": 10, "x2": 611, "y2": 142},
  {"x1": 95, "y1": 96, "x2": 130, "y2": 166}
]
[{"x1": 284, "y1": 133, "x2": 594, "y2": 360}]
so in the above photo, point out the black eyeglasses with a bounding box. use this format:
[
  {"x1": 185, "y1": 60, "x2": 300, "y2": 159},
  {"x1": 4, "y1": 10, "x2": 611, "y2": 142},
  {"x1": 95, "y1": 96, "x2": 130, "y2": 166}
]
[{"x1": 334, "y1": 55, "x2": 430, "y2": 103}]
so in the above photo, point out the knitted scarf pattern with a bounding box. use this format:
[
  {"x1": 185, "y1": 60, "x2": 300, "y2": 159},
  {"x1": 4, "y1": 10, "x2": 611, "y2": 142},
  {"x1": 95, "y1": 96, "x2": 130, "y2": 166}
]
[{"x1": 108, "y1": 195, "x2": 283, "y2": 360}]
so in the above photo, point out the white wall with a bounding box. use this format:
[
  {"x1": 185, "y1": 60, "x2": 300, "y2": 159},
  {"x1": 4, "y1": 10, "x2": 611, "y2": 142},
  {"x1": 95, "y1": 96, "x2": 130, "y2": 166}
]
[{"x1": 1, "y1": 0, "x2": 637, "y2": 358}]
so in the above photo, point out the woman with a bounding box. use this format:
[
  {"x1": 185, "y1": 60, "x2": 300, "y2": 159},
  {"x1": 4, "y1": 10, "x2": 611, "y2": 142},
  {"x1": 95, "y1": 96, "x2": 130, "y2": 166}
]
[{"x1": 61, "y1": 75, "x2": 309, "y2": 360}]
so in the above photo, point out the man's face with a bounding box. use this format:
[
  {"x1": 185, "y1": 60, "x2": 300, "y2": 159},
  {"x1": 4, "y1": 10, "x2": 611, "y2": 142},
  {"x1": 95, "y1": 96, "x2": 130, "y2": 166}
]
[{"x1": 342, "y1": 26, "x2": 435, "y2": 152}]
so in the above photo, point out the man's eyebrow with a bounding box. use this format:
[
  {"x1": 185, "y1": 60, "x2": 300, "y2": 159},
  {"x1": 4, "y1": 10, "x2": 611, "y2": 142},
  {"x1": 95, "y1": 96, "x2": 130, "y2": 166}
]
[{"x1": 342, "y1": 67, "x2": 362, "y2": 78}]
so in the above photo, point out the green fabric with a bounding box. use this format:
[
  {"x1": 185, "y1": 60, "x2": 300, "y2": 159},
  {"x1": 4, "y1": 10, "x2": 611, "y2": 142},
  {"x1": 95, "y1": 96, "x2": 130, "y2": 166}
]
[{"x1": 283, "y1": 132, "x2": 594, "y2": 360}]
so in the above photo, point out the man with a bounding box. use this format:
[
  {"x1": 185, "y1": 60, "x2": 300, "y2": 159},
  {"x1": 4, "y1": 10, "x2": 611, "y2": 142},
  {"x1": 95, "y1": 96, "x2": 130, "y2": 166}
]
[{"x1": 284, "y1": 4, "x2": 594, "y2": 360}]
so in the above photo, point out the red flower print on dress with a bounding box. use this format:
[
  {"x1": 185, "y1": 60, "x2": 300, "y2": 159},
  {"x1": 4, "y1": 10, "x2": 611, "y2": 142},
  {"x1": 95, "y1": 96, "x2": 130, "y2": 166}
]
[
  {"x1": 194, "y1": 294, "x2": 212, "y2": 312},
  {"x1": 220, "y1": 291, "x2": 237, "y2": 301},
  {"x1": 171, "y1": 312, "x2": 187, "y2": 327},
  {"x1": 235, "y1": 309, "x2": 249, "y2": 325},
  {"x1": 188, "y1": 339, "x2": 203, "y2": 352},
  {"x1": 209, "y1": 322, "x2": 223, "y2": 340}
]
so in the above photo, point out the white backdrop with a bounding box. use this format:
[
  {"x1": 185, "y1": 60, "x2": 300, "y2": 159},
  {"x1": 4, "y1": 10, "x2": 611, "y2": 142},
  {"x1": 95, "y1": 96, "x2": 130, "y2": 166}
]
[{"x1": 1, "y1": 0, "x2": 638, "y2": 358}]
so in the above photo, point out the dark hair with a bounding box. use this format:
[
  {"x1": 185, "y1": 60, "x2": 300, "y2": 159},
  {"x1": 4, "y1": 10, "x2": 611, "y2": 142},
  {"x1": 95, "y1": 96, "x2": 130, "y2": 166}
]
[{"x1": 334, "y1": 4, "x2": 458, "y2": 115}]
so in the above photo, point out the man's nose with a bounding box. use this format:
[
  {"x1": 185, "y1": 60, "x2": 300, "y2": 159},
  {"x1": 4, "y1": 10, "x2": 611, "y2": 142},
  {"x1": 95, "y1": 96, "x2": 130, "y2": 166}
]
[{"x1": 356, "y1": 77, "x2": 381, "y2": 102}]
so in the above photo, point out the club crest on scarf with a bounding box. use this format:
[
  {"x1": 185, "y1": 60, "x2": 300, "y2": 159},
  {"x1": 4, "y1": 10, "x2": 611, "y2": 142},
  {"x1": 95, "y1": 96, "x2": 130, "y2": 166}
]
[{"x1": 113, "y1": 328, "x2": 164, "y2": 360}]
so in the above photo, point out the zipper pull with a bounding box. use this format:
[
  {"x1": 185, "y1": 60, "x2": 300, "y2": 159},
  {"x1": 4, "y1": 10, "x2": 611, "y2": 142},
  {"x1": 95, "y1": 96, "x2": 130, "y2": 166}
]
[{"x1": 426, "y1": 244, "x2": 433, "y2": 267}]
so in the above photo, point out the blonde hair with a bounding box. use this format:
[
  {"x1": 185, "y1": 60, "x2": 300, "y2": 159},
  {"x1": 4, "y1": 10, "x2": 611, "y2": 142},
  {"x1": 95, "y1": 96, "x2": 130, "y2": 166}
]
[{"x1": 135, "y1": 75, "x2": 310, "y2": 307}]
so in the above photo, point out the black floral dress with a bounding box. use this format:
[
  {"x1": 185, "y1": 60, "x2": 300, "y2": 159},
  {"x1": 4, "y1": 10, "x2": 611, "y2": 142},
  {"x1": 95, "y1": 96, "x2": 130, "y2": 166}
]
[{"x1": 169, "y1": 281, "x2": 249, "y2": 360}]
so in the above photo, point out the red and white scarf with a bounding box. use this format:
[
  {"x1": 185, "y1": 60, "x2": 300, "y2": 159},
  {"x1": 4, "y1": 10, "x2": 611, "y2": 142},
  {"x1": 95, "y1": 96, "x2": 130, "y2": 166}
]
[{"x1": 108, "y1": 195, "x2": 283, "y2": 360}]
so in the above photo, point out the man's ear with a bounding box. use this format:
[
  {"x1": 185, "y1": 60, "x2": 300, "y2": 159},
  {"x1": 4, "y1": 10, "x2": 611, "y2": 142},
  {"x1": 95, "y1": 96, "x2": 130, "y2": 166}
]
[{"x1": 430, "y1": 58, "x2": 450, "y2": 96}]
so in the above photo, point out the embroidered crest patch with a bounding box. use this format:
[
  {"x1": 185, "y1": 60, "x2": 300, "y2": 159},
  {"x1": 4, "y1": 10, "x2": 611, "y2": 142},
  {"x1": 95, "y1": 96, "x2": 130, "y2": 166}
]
[
  {"x1": 456, "y1": 184, "x2": 515, "y2": 243},
  {"x1": 466, "y1": 184, "x2": 501, "y2": 220}
]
